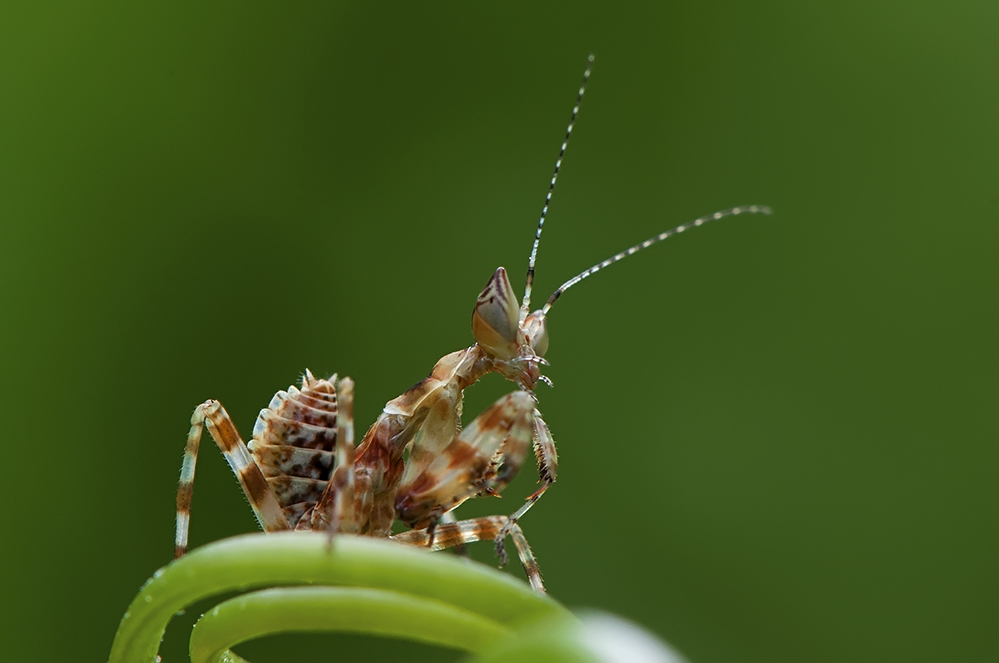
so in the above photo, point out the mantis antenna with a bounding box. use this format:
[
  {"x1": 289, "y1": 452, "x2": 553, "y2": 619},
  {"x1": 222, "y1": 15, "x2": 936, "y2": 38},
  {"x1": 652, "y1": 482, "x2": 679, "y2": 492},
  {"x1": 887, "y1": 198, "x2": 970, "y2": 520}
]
[
  {"x1": 520, "y1": 53, "x2": 595, "y2": 323},
  {"x1": 541, "y1": 205, "x2": 773, "y2": 315}
]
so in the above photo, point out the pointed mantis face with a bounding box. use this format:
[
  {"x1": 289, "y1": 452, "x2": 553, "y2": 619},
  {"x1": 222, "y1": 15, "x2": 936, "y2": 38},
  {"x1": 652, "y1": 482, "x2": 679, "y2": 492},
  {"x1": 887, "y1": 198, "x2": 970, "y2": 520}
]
[
  {"x1": 471, "y1": 267, "x2": 548, "y2": 390},
  {"x1": 471, "y1": 267, "x2": 521, "y2": 361}
]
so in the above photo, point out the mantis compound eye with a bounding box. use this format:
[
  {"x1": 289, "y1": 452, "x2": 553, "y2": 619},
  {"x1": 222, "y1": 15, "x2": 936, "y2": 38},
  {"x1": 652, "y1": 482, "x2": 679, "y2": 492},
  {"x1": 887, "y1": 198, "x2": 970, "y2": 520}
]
[
  {"x1": 523, "y1": 310, "x2": 549, "y2": 358},
  {"x1": 471, "y1": 267, "x2": 521, "y2": 361}
]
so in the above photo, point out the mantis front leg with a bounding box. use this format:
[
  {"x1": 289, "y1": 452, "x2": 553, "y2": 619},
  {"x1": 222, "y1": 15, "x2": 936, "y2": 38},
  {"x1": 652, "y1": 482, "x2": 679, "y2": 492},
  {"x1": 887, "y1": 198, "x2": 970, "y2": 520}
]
[{"x1": 394, "y1": 390, "x2": 537, "y2": 535}]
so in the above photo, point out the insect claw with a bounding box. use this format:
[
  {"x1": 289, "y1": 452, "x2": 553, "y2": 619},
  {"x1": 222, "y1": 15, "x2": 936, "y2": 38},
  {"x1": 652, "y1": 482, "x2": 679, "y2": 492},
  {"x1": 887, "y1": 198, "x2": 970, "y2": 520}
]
[
  {"x1": 495, "y1": 538, "x2": 509, "y2": 568},
  {"x1": 473, "y1": 477, "x2": 502, "y2": 498},
  {"x1": 426, "y1": 516, "x2": 439, "y2": 549},
  {"x1": 538, "y1": 375, "x2": 554, "y2": 388}
]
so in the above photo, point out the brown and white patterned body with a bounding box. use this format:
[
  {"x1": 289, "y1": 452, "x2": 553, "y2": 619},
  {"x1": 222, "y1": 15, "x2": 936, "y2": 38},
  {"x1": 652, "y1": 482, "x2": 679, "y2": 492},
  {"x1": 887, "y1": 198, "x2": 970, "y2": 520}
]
[{"x1": 176, "y1": 352, "x2": 548, "y2": 590}]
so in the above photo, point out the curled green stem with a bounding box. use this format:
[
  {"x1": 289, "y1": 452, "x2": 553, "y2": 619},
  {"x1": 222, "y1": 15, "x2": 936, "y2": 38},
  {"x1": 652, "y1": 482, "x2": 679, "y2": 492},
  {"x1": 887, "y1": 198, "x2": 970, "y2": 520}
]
[
  {"x1": 189, "y1": 587, "x2": 509, "y2": 663},
  {"x1": 108, "y1": 532, "x2": 572, "y2": 663}
]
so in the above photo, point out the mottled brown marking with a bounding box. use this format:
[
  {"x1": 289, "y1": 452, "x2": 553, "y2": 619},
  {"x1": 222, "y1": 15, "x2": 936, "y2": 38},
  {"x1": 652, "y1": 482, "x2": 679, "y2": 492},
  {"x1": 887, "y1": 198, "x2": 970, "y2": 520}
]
[
  {"x1": 251, "y1": 444, "x2": 334, "y2": 480},
  {"x1": 256, "y1": 416, "x2": 336, "y2": 451},
  {"x1": 268, "y1": 394, "x2": 336, "y2": 428},
  {"x1": 240, "y1": 466, "x2": 273, "y2": 504},
  {"x1": 175, "y1": 483, "x2": 193, "y2": 513},
  {"x1": 281, "y1": 502, "x2": 310, "y2": 529},
  {"x1": 291, "y1": 390, "x2": 337, "y2": 410},
  {"x1": 207, "y1": 416, "x2": 242, "y2": 452},
  {"x1": 481, "y1": 405, "x2": 514, "y2": 434},
  {"x1": 267, "y1": 475, "x2": 327, "y2": 505},
  {"x1": 444, "y1": 440, "x2": 482, "y2": 470}
]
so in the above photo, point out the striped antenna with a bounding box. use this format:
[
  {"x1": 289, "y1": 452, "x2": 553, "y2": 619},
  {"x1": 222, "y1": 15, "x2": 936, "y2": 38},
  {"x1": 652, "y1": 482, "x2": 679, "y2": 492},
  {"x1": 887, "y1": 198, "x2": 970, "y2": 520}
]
[
  {"x1": 541, "y1": 205, "x2": 772, "y2": 315},
  {"x1": 520, "y1": 53, "x2": 595, "y2": 322}
]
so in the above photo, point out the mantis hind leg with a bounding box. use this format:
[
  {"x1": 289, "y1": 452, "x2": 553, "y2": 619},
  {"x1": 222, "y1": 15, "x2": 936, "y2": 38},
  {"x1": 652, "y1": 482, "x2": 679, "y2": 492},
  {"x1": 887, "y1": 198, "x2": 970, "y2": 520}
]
[{"x1": 175, "y1": 400, "x2": 290, "y2": 558}]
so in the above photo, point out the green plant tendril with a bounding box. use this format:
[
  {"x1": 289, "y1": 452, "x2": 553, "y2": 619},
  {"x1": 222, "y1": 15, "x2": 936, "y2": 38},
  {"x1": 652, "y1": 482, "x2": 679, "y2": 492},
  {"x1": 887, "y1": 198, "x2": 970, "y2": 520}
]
[
  {"x1": 108, "y1": 532, "x2": 573, "y2": 663},
  {"x1": 188, "y1": 587, "x2": 509, "y2": 663}
]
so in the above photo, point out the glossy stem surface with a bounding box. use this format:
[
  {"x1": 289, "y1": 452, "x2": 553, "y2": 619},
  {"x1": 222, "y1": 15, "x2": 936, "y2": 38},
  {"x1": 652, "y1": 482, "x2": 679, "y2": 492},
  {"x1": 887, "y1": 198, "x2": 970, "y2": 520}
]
[{"x1": 107, "y1": 532, "x2": 571, "y2": 663}]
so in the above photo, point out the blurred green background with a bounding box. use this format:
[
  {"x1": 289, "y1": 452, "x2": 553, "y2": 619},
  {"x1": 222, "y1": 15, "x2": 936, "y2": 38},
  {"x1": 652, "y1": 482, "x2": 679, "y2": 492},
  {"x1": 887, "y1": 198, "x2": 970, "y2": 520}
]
[{"x1": 2, "y1": 1, "x2": 996, "y2": 662}]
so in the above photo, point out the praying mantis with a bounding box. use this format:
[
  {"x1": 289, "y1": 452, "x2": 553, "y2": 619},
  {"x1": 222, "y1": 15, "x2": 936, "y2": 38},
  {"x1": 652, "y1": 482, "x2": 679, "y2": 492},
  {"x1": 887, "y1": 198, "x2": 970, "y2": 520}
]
[{"x1": 173, "y1": 55, "x2": 770, "y2": 593}]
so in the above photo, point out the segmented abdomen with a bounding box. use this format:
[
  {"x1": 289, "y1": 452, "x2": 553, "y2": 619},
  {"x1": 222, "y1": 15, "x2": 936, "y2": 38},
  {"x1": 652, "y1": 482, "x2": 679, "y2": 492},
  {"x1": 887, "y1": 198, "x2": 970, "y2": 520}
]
[{"x1": 247, "y1": 371, "x2": 338, "y2": 529}]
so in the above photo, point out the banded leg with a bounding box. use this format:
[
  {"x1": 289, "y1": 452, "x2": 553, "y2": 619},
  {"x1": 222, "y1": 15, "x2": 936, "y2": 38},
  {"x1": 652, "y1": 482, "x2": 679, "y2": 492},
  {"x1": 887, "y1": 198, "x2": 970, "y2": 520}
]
[
  {"x1": 312, "y1": 377, "x2": 358, "y2": 535},
  {"x1": 487, "y1": 408, "x2": 558, "y2": 505},
  {"x1": 491, "y1": 413, "x2": 558, "y2": 559},
  {"x1": 394, "y1": 390, "x2": 537, "y2": 530},
  {"x1": 175, "y1": 400, "x2": 290, "y2": 557},
  {"x1": 438, "y1": 511, "x2": 468, "y2": 556},
  {"x1": 393, "y1": 516, "x2": 544, "y2": 593}
]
